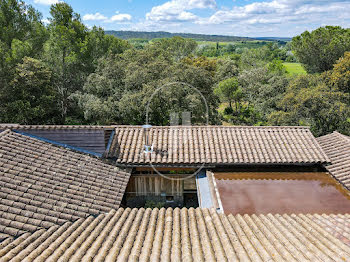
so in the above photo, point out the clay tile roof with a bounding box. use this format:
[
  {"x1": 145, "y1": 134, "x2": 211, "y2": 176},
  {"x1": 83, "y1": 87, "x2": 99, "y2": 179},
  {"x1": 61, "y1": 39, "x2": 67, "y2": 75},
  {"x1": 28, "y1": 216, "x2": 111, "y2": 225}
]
[
  {"x1": 107, "y1": 126, "x2": 330, "y2": 166},
  {"x1": 0, "y1": 208, "x2": 350, "y2": 261},
  {"x1": 317, "y1": 131, "x2": 350, "y2": 189},
  {"x1": 0, "y1": 130, "x2": 131, "y2": 238}
]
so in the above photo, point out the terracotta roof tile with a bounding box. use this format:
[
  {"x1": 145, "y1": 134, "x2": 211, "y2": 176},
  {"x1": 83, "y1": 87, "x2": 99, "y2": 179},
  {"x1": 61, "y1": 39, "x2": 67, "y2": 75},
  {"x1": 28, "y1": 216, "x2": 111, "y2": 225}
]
[
  {"x1": 0, "y1": 208, "x2": 349, "y2": 261},
  {"x1": 317, "y1": 132, "x2": 350, "y2": 189},
  {"x1": 0, "y1": 130, "x2": 131, "y2": 238},
  {"x1": 107, "y1": 126, "x2": 330, "y2": 166}
]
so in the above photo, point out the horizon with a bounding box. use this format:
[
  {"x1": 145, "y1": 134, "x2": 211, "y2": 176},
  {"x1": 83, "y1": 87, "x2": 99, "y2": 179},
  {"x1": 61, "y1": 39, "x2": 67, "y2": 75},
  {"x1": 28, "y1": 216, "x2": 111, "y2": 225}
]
[
  {"x1": 24, "y1": 0, "x2": 350, "y2": 37},
  {"x1": 105, "y1": 29, "x2": 293, "y2": 39}
]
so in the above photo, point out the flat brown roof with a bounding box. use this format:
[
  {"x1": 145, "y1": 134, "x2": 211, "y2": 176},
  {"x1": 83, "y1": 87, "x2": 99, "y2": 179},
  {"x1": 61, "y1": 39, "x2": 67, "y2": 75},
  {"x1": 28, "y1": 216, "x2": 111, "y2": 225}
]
[{"x1": 214, "y1": 172, "x2": 350, "y2": 215}]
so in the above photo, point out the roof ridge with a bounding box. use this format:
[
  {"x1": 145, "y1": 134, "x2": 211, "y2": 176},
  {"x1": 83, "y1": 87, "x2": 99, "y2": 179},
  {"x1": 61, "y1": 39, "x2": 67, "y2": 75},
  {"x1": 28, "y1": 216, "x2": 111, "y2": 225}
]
[
  {"x1": 334, "y1": 131, "x2": 350, "y2": 140},
  {"x1": 0, "y1": 124, "x2": 113, "y2": 130},
  {"x1": 113, "y1": 125, "x2": 310, "y2": 129}
]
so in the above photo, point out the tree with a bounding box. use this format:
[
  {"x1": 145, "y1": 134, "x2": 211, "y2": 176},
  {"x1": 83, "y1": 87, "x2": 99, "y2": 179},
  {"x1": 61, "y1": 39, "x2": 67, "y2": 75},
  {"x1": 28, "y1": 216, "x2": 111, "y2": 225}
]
[
  {"x1": 238, "y1": 66, "x2": 289, "y2": 121},
  {"x1": 0, "y1": 0, "x2": 46, "y2": 50},
  {"x1": 182, "y1": 56, "x2": 217, "y2": 76},
  {"x1": 268, "y1": 75, "x2": 350, "y2": 136},
  {"x1": 0, "y1": 0, "x2": 47, "y2": 100},
  {"x1": 83, "y1": 26, "x2": 130, "y2": 72},
  {"x1": 215, "y1": 58, "x2": 239, "y2": 82},
  {"x1": 326, "y1": 51, "x2": 350, "y2": 94},
  {"x1": 292, "y1": 26, "x2": 350, "y2": 73},
  {"x1": 151, "y1": 36, "x2": 197, "y2": 61},
  {"x1": 268, "y1": 59, "x2": 286, "y2": 74},
  {"x1": 1, "y1": 57, "x2": 58, "y2": 124},
  {"x1": 44, "y1": 3, "x2": 88, "y2": 123},
  {"x1": 215, "y1": 77, "x2": 241, "y2": 110},
  {"x1": 44, "y1": 3, "x2": 129, "y2": 124},
  {"x1": 76, "y1": 42, "x2": 220, "y2": 125}
]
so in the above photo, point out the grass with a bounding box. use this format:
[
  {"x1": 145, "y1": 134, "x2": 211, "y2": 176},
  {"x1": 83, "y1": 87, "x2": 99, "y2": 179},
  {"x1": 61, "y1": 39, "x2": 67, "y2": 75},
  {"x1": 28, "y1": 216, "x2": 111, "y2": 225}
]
[{"x1": 283, "y1": 62, "x2": 307, "y2": 75}]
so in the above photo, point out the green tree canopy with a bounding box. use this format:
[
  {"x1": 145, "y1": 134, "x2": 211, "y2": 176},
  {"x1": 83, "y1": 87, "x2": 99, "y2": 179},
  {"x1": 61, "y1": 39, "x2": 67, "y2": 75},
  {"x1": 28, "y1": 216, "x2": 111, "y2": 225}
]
[
  {"x1": 268, "y1": 75, "x2": 350, "y2": 136},
  {"x1": 44, "y1": 2, "x2": 130, "y2": 124},
  {"x1": 1, "y1": 57, "x2": 58, "y2": 124},
  {"x1": 151, "y1": 36, "x2": 197, "y2": 61},
  {"x1": 292, "y1": 26, "x2": 350, "y2": 73},
  {"x1": 214, "y1": 77, "x2": 241, "y2": 110},
  {"x1": 0, "y1": 0, "x2": 47, "y2": 92},
  {"x1": 325, "y1": 51, "x2": 350, "y2": 94},
  {"x1": 76, "y1": 43, "x2": 219, "y2": 125}
]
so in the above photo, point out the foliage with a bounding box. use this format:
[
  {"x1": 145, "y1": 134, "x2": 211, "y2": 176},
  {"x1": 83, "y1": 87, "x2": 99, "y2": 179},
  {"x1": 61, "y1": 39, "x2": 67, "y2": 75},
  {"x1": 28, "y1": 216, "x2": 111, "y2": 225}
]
[
  {"x1": 0, "y1": 0, "x2": 46, "y2": 51},
  {"x1": 215, "y1": 78, "x2": 241, "y2": 109},
  {"x1": 144, "y1": 200, "x2": 165, "y2": 209},
  {"x1": 105, "y1": 30, "x2": 252, "y2": 42},
  {"x1": 215, "y1": 77, "x2": 257, "y2": 125},
  {"x1": 292, "y1": 26, "x2": 350, "y2": 73},
  {"x1": 182, "y1": 56, "x2": 217, "y2": 76},
  {"x1": 215, "y1": 57, "x2": 239, "y2": 81},
  {"x1": 76, "y1": 45, "x2": 220, "y2": 125},
  {"x1": 268, "y1": 75, "x2": 350, "y2": 136},
  {"x1": 44, "y1": 3, "x2": 88, "y2": 123},
  {"x1": 325, "y1": 51, "x2": 350, "y2": 94},
  {"x1": 0, "y1": 0, "x2": 47, "y2": 92},
  {"x1": 43, "y1": 3, "x2": 130, "y2": 124},
  {"x1": 151, "y1": 36, "x2": 197, "y2": 61},
  {"x1": 238, "y1": 66, "x2": 289, "y2": 121},
  {"x1": 0, "y1": 1, "x2": 349, "y2": 137},
  {"x1": 1, "y1": 57, "x2": 58, "y2": 124},
  {"x1": 268, "y1": 59, "x2": 287, "y2": 74}
]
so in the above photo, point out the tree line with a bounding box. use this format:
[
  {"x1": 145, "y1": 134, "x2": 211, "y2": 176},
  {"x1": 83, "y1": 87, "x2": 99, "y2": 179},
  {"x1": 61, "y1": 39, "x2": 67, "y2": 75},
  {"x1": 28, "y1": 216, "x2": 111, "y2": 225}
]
[
  {"x1": 0, "y1": 0, "x2": 350, "y2": 136},
  {"x1": 105, "y1": 30, "x2": 252, "y2": 42}
]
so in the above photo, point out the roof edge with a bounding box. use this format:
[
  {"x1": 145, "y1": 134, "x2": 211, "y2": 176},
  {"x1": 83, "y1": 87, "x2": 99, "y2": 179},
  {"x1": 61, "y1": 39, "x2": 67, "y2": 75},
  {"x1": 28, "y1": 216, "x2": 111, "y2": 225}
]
[{"x1": 112, "y1": 125, "x2": 311, "y2": 129}]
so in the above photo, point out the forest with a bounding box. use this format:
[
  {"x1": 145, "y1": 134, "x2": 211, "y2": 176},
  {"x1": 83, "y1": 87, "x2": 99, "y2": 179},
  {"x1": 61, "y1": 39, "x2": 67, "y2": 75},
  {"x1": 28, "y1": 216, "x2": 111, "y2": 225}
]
[
  {"x1": 1, "y1": 0, "x2": 350, "y2": 136},
  {"x1": 105, "y1": 30, "x2": 254, "y2": 42}
]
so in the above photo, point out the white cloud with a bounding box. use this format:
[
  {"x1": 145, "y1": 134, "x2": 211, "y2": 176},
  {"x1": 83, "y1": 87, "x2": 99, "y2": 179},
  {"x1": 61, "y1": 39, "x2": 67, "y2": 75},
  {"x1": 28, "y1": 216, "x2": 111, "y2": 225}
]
[
  {"x1": 33, "y1": 0, "x2": 60, "y2": 5},
  {"x1": 195, "y1": 0, "x2": 350, "y2": 35},
  {"x1": 83, "y1": 13, "x2": 107, "y2": 21},
  {"x1": 41, "y1": 18, "x2": 50, "y2": 24},
  {"x1": 110, "y1": 13, "x2": 132, "y2": 22},
  {"x1": 146, "y1": 0, "x2": 216, "y2": 22},
  {"x1": 86, "y1": 0, "x2": 350, "y2": 37},
  {"x1": 82, "y1": 12, "x2": 132, "y2": 24}
]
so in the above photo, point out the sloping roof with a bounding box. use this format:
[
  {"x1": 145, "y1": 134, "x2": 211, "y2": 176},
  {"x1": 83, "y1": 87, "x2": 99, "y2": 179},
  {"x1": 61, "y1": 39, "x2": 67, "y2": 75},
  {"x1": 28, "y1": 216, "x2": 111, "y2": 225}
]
[
  {"x1": 0, "y1": 208, "x2": 349, "y2": 261},
  {"x1": 0, "y1": 130, "x2": 131, "y2": 238},
  {"x1": 317, "y1": 131, "x2": 350, "y2": 189},
  {"x1": 0, "y1": 124, "x2": 111, "y2": 130},
  {"x1": 0, "y1": 124, "x2": 114, "y2": 155},
  {"x1": 107, "y1": 126, "x2": 330, "y2": 166}
]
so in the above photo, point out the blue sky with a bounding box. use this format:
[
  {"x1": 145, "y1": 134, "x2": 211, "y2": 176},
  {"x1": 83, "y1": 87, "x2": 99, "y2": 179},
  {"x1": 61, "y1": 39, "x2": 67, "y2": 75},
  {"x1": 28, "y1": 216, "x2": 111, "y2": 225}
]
[{"x1": 25, "y1": 0, "x2": 350, "y2": 37}]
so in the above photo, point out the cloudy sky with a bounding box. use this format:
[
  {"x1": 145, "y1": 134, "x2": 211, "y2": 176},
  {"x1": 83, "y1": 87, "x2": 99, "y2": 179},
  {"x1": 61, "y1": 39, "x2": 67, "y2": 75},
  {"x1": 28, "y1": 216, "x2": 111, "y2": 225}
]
[{"x1": 25, "y1": 0, "x2": 350, "y2": 37}]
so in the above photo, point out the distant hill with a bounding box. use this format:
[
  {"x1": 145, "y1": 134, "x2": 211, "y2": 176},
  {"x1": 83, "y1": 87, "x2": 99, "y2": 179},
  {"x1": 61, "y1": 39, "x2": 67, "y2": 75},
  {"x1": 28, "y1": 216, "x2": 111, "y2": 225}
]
[
  {"x1": 105, "y1": 30, "x2": 255, "y2": 42},
  {"x1": 254, "y1": 37, "x2": 292, "y2": 41}
]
